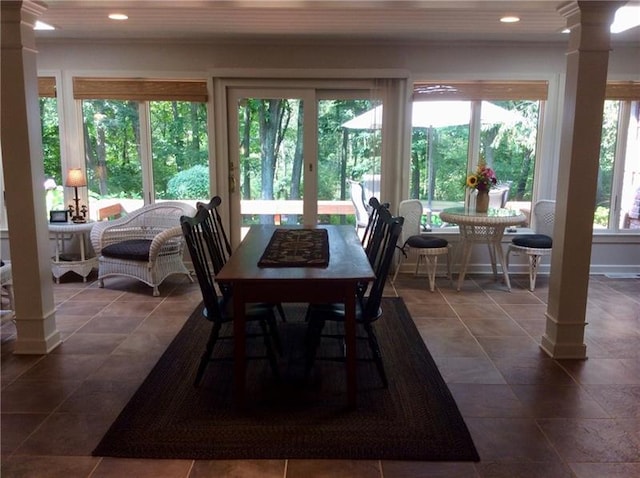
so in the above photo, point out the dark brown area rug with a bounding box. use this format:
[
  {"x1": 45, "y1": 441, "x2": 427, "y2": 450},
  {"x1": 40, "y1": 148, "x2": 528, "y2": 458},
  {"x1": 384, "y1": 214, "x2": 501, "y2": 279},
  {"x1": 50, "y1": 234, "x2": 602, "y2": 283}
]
[{"x1": 92, "y1": 298, "x2": 479, "y2": 461}]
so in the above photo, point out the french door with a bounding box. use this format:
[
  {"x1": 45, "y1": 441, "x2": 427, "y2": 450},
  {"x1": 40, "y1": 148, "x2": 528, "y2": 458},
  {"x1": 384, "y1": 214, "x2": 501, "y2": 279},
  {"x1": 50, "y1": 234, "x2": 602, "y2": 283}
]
[{"x1": 227, "y1": 86, "x2": 383, "y2": 243}]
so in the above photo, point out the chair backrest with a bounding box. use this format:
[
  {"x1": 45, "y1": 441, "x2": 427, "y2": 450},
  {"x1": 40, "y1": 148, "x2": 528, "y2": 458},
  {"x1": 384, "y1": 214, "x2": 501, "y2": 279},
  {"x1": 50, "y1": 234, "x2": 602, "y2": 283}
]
[
  {"x1": 98, "y1": 203, "x2": 125, "y2": 221},
  {"x1": 363, "y1": 209, "x2": 404, "y2": 321},
  {"x1": 397, "y1": 199, "x2": 422, "y2": 243},
  {"x1": 180, "y1": 208, "x2": 223, "y2": 323},
  {"x1": 349, "y1": 180, "x2": 371, "y2": 227},
  {"x1": 489, "y1": 183, "x2": 511, "y2": 209},
  {"x1": 362, "y1": 197, "x2": 389, "y2": 249},
  {"x1": 533, "y1": 199, "x2": 556, "y2": 237},
  {"x1": 196, "y1": 196, "x2": 232, "y2": 274}
]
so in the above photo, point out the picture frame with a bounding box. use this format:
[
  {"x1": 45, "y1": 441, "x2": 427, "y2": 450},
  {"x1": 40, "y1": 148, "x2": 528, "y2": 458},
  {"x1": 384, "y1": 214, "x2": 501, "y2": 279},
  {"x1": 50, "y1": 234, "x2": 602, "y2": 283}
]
[{"x1": 49, "y1": 210, "x2": 69, "y2": 223}]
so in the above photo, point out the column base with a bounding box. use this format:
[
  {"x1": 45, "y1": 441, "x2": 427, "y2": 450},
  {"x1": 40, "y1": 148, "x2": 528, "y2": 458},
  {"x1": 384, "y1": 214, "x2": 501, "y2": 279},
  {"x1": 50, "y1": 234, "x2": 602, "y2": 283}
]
[
  {"x1": 13, "y1": 310, "x2": 62, "y2": 355},
  {"x1": 540, "y1": 334, "x2": 587, "y2": 359}
]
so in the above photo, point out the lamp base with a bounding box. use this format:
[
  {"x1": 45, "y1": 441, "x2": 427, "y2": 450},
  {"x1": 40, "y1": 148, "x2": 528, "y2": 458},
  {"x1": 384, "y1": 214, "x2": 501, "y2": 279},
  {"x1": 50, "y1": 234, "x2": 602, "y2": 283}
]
[{"x1": 70, "y1": 215, "x2": 86, "y2": 224}]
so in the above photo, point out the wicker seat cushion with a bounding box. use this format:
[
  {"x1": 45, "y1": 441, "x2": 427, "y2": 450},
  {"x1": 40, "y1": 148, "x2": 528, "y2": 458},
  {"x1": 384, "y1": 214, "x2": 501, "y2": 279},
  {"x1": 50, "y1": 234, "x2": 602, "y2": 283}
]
[
  {"x1": 406, "y1": 235, "x2": 448, "y2": 249},
  {"x1": 512, "y1": 234, "x2": 552, "y2": 248},
  {"x1": 102, "y1": 239, "x2": 152, "y2": 261}
]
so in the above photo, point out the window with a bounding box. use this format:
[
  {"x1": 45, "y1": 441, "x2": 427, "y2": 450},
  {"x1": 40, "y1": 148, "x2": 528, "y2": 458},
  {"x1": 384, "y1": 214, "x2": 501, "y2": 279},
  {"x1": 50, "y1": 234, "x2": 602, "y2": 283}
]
[
  {"x1": 596, "y1": 82, "x2": 640, "y2": 231},
  {"x1": 39, "y1": 77, "x2": 65, "y2": 213},
  {"x1": 410, "y1": 81, "x2": 547, "y2": 228},
  {"x1": 73, "y1": 78, "x2": 209, "y2": 217}
]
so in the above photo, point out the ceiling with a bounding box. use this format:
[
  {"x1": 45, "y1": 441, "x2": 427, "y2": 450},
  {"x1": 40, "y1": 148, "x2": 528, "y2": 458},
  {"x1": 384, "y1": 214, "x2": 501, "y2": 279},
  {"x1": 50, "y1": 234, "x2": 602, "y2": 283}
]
[{"x1": 34, "y1": 0, "x2": 640, "y2": 45}]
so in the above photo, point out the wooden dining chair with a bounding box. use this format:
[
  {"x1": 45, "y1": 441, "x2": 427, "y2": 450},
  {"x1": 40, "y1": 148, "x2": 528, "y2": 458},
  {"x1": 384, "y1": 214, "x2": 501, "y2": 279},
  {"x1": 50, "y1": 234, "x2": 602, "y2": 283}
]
[
  {"x1": 304, "y1": 207, "x2": 404, "y2": 388},
  {"x1": 197, "y1": 196, "x2": 287, "y2": 322},
  {"x1": 180, "y1": 208, "x2": 281, "y2": 386}
]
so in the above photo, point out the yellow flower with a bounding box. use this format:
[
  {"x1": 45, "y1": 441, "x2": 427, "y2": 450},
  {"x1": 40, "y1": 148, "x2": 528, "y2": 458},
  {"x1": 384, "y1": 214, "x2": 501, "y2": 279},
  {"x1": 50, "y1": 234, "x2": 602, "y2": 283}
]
[{"x1": 466, "y1": 175, "x2": 478, "y2": 188}]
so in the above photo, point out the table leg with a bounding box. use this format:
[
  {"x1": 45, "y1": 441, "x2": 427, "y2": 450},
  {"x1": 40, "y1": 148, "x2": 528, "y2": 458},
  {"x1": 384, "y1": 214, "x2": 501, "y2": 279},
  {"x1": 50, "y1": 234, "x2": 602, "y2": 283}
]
[
  {"x1": 494, "y1": 241, "x2": 512, "y2": 291},
  {"x1": 233, "y1": 285, "x2": 246, "y2": 407},
  {"x1": 456, "y1": 242, "x2": 473, "y2": 291},
  {"x1": 344, "y1": 286, "x2": 357, "y2": 409}
]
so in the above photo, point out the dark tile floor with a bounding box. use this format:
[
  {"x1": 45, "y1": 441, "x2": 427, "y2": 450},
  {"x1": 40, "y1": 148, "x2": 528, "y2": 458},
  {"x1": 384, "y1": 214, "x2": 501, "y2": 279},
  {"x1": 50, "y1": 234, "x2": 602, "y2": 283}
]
[{"x1": 1, "y1": 272, "x2": 639, "y2": 477}]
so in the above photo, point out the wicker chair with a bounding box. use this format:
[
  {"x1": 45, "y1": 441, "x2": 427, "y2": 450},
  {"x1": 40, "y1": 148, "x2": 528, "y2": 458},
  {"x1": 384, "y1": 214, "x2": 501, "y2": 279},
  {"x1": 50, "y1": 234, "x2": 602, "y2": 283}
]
[
  {"x1": 392, "y1": 199, "x2": 451, "y2": 292},
  {"x1": 506, "y1": 200, "x2": 555, "y2": 291},
  {"x1": 91, "y1": 201, "x2": 196, "y2": 296}
]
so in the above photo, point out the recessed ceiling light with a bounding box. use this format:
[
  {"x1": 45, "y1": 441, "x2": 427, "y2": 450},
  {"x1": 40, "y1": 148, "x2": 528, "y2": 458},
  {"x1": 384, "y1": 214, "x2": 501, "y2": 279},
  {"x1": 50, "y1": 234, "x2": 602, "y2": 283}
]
[
  {"x1": 34, "y1": 20, "x2": 55, "y2": 30},
  {"x1": 108, "y1": 13, "x2": 128, "y2": 21},
  {"x1": 500, "y1": 16, "x2": 520, "y2": 24}
]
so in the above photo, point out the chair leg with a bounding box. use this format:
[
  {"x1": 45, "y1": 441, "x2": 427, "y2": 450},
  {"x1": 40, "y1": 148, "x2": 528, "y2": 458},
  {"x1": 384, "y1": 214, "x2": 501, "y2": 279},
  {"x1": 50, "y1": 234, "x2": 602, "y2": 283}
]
[
  {"x1": 304, "y1": 316, "x2": 325, "y2": 379},
  {"x1": 195, "y1": 321, "x2": 222, "y2": 386},
  {"x1": 392, "y1": 251, "x2": 405, "y2": 283},
  {"x1": 426, "y1": 254, "x2": 438, "y2": 292},
  {"x1": 364, "y1": 322, "x2": 388, "y2": 388},
  {"x1": 528, "y1": 254, "x2": 542, "y2": 292},
  {"x1": 258, "y1": 319, "x2": 280, "y2": 380},
  {"x1": 276, "y1": 303, "x2": 287, "y2": 322},
  {"x1": 266, "y1": 314, "x2": 284, "y2": 356}
]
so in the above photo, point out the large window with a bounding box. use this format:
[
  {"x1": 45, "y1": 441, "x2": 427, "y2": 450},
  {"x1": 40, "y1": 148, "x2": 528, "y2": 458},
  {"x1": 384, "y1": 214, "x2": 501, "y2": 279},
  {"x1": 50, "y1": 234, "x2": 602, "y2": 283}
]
[
  {"x1": 74, "y1": 78, "x2": 209, "y2": 218},
  {"x1": 410, "y1": 81, "x2": 546, "y2": 228},
  {"x1": 596, "y1": 82, "x2": 640, "y2": 231}
]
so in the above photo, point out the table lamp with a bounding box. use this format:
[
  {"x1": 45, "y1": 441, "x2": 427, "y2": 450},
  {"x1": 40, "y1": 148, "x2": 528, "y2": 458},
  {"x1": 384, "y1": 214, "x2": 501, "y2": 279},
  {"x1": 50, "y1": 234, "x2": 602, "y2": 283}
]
[{"x1": 66, "y1": 168, "x2": 87, "y2": 223}]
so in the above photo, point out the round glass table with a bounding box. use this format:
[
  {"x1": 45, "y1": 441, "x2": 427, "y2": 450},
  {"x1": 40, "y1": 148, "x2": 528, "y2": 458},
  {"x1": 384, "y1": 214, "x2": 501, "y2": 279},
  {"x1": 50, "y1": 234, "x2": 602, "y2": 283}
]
[{"x1": 439, "y1": 207, "x2": 527, "y2": 291}]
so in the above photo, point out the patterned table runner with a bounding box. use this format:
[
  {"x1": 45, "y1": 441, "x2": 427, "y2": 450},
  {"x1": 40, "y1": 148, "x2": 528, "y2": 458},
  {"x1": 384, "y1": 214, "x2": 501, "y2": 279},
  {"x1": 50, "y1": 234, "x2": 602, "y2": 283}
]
[{"x1": 258, "y1": 228, "x2": 329, "y2": 267}]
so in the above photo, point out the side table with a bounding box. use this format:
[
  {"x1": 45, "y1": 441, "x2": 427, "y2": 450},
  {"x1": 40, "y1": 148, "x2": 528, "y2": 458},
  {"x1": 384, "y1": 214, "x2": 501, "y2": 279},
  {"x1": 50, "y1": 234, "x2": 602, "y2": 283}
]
[{"x1": 49, "y1": 221, "x2": 98, "y2": 283}]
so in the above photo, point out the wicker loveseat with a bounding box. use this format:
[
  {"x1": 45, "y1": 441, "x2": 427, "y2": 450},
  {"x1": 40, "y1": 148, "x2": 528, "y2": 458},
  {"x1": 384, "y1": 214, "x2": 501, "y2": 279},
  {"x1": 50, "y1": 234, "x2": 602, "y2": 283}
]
[{"x1": 90, "y1": 201, "x2": 196, "y2": 296}]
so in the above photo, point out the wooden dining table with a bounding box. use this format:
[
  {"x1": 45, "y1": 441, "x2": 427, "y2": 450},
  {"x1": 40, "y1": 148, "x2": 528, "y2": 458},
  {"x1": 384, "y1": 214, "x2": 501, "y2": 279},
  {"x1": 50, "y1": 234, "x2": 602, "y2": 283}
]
[{"x1": 215, "y1": 224, "x2": 375, "y2": 409}]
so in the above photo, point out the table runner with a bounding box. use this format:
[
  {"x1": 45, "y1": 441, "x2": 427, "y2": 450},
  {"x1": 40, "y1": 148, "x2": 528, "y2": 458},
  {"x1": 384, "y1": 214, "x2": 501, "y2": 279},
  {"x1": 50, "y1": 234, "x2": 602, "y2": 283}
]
[{"x1": 258, "y1": 228, "x2": 329, "y2": 267}]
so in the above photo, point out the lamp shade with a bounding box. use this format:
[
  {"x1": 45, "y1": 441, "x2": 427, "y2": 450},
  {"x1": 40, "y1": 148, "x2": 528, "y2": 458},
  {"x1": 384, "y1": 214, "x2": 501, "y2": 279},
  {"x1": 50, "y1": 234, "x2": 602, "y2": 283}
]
[{"x1": 65, "y1": 168, "x2": 86, "y2": 188}]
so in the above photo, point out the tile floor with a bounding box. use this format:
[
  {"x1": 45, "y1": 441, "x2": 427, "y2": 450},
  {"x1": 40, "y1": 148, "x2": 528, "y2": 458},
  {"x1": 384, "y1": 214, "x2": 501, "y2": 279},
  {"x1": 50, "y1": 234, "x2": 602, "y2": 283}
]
[{"x1": 1, "y1": 272, "x2": 639, "y2": 478}]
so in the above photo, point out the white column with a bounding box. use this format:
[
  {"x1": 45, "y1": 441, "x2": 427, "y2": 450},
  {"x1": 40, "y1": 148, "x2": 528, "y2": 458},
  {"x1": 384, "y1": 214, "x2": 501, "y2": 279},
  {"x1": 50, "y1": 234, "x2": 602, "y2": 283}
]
[
  {"x1": 542, "y1": 1, "x2": 624, "y2": 359},
  {"x1": 1, "y1": 1, "x2": 61, "y2": 354}
]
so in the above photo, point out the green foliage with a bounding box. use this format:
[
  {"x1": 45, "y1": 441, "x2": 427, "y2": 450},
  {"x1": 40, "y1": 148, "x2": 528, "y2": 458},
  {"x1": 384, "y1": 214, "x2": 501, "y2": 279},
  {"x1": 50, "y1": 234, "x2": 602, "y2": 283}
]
[
  {"x1": 166, "y1": 164, "x2": 210, "y2": 200},
  {"x1": 40, "y1": 98, "x2": 62, "y2": 184}
]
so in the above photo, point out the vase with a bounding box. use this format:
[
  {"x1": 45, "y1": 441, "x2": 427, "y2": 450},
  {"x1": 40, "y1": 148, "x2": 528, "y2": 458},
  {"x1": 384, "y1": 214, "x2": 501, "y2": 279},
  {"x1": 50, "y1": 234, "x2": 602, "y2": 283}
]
[{"x1": 476, "y1": 189, "x2": 489, "y2": 213}]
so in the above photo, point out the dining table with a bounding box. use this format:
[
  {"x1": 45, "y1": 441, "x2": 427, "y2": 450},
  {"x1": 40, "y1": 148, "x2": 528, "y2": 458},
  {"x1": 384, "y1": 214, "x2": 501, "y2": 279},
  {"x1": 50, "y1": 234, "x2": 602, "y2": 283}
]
[
  {"x1": 215, "y1": 224, "x2": 375, "y2": 409},
  {"x1": 439, "y1": 206, "x2": 527, "y2": 291}
]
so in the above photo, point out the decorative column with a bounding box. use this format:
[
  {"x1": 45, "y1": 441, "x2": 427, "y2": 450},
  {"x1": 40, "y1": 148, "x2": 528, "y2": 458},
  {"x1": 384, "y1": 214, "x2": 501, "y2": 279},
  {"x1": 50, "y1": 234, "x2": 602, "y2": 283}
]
[
  {"x1": 542, "y1": 1, "x2": 623, "y2": 359},
  {"x1": 1, "y1": 1, "x2": 61, "y2": 353}
]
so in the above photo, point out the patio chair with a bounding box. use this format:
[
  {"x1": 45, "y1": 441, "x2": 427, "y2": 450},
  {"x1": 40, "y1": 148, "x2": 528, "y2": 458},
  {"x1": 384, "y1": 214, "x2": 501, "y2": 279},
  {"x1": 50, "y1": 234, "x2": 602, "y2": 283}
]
[
  {"x1": 304, "y1": 207, "x2": 403, "y2": 388},
  {"x1": 181, "y1": 208, "x2": 280, "y2": 386},
  {"x1": 349, "y1": 180, "x2": 371, "y2": 234},
  {"x1": 392, "y1": 199, "x2": 451, "y2": 292},
  {"x1": 506, "y1": 199, "x2": 555, "y2": 291},
  {"x1": 91, "y1": 201, "x2": 196, "y2": 296}
]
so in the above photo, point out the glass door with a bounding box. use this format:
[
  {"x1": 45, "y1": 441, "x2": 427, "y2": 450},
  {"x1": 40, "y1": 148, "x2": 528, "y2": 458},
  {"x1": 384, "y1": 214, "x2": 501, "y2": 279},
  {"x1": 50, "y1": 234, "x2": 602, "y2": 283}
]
[
  {"x1": 227, "y1": 87, "x2": 384, "y2": 241},
  {"x1": 228, "y1": 88, "x2": 316, "y2": 240}
]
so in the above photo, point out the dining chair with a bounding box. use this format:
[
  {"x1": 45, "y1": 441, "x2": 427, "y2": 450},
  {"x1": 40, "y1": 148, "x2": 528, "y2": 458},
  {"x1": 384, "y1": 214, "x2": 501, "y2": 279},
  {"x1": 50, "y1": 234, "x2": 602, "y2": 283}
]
[
  {"x1": 197, "y1": 196, "x2": 287, "y2": 322},
  {"x1": 506, "y1": 199, "x2": 555, "y2": 291},
  {"x1": 181, "y1": 208, "x2": 281, "y2": 386},
  {"x1": 392, "y1": 199, "x2": 451, "y2": 292},
  {"x1": 304, "y1": 207, "x2": 404, "y2": 388}
]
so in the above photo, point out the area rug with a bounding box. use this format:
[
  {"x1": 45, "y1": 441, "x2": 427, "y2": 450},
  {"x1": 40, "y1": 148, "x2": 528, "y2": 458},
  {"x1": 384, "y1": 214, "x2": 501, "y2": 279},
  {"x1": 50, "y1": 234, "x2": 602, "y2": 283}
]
[{"x1": 92, "y1": 298, "x2": 479, "y2": 461}]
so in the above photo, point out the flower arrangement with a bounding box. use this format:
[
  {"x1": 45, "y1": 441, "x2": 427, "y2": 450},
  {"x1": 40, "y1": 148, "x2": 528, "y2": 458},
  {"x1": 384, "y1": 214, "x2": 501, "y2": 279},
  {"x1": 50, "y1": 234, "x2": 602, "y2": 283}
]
[{"x1": 466, "y1": 158, "x2": 497, "y2": 192}]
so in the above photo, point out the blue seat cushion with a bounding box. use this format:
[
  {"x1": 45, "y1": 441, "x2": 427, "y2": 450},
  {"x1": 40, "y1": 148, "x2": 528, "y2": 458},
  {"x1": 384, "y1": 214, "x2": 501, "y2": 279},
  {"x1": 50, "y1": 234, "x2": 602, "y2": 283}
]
[
  {"x1": 512, "y1": 234, "x2": 552, "y2": 248},
  {"x1": 102, "y1": 239, "x2": 152, "y2": 261},
  {"x1": 406, "y1": 235, "x2": 448, "y2": 249}
]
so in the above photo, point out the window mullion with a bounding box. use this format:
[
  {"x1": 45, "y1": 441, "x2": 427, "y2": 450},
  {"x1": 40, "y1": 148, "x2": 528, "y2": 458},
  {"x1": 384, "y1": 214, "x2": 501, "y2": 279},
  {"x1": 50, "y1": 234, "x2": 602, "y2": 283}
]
[{"x1": 139, "y1": 101, "x2": 154, "y2": 204}]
